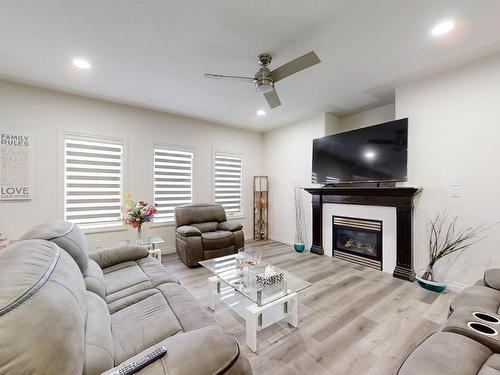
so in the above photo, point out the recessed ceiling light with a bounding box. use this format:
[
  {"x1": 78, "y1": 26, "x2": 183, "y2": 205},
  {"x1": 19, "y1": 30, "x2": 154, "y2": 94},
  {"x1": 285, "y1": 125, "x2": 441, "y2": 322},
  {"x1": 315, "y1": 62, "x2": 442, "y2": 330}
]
[
  {"x1": 72, "y1": 58, "x2": 91, "y2": 70},
  {"x1": 431, "y1": 20, "x2": 455, "y2": 36},
  {"x1": 256, "y1": 109, "x2": 266, "y2": 116}
]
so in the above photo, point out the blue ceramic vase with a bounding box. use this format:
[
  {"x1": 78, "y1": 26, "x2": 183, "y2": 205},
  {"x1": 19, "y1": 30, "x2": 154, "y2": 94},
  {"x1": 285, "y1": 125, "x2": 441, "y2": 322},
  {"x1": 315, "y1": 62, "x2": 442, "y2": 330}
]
[{"x1": 294, "y1": 243, "x2": 305, "y2": 252}]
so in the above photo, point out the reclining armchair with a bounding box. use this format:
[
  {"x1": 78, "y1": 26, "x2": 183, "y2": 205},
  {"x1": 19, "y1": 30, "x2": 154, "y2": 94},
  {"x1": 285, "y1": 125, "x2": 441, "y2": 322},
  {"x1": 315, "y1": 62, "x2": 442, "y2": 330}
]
[{"x1": 175, "y1": 203, "x2": 244, "y2": 267}]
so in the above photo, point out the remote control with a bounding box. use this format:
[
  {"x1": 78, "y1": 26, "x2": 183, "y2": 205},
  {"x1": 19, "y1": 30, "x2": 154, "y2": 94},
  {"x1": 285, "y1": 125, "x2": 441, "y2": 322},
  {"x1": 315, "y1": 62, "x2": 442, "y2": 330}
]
[{"x1": 113, "y1": 346, "x2": 167, "y2": 375}]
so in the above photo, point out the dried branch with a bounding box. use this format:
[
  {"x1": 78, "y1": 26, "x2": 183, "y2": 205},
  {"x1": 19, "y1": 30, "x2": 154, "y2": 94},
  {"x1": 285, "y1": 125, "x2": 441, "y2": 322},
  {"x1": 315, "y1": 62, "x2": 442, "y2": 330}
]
[
  {"x1": 294, "y1": 184, "x2": 304, "y2": 243},
  {"x1": 422, "y1": 213, "x2": 496, "y2": 281}
]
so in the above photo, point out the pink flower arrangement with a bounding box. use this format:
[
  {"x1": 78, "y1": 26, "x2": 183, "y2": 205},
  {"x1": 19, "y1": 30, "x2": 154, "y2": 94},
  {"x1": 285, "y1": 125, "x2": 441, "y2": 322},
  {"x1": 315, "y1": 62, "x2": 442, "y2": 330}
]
[{"x1": 123, "y1": 192, "x2": 158, "y2": 228}]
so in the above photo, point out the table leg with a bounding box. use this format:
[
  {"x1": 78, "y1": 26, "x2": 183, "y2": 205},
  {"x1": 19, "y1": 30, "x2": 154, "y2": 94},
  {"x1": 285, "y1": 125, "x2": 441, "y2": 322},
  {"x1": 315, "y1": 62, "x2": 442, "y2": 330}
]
[
  {"x1": 286, "y1": 293, "x2": 298, "y2": 327},
  {"x1": 208, "y1": 276, "x2": 220, "y2": 311},
  {"x1": 245, "y1": 308, "x2": 259, "y2": 352}
]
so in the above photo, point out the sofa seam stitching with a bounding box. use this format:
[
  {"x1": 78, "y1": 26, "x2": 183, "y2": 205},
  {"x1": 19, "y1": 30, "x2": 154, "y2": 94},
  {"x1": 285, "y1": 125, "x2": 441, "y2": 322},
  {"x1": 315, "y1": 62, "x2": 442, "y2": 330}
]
[{"x1": 0, "y1": 244, "x2": 61, "y2": 317}]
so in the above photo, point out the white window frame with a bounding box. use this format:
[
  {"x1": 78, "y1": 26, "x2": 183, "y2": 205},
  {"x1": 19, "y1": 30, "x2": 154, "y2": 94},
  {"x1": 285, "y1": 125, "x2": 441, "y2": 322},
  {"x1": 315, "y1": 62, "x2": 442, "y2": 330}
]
[
  {"x1": 60, "y1": 131, "x2": 127, "y2": 233},
  {"x1": 212, "y1": 150, "x2": 244, "y2": 218},
  {"x1": 153, "y1": 143, "x2": 194, "y2": 225}
]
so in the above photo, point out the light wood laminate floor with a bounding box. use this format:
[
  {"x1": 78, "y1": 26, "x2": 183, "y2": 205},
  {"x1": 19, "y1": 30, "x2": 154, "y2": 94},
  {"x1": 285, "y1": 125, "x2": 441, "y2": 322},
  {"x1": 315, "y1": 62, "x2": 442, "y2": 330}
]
[{"x1": 162, "y1": 240, "x2": 455, "y2": 375}]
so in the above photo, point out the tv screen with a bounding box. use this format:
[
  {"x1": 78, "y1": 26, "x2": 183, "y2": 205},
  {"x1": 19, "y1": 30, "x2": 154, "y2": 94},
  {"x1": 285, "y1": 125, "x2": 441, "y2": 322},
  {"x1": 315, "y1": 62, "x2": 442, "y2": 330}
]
[{"x1": 312, "y1": 118, "x2": 408, "y2": 184}]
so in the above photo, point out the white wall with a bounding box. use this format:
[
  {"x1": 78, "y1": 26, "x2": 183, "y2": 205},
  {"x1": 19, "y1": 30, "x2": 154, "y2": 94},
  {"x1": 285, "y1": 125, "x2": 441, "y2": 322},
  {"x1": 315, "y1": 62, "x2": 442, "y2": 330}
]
[
  {"x1": 335, "y1": 103, "x2": 395, "y2": 133},
  {"x1": 0, "y1": 80, "x2": 264, "y2": 251},
  {"x1": 397, "y1": 53, "x2": 500, "y2": 287},
  {"x1": 263, "y1": 52, "x2": 500, "y2": 288},
  {"x1": 263, "y1": 114, "x2": 327, "y2": 247}
]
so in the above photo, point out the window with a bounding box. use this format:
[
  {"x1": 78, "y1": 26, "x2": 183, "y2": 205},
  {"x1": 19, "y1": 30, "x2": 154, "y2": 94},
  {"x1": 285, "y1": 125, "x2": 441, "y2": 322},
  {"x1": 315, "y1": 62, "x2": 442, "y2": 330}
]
[
  {"x1": 63, "y1": 136, "x2": 123, "y2": 230},
  {"x1": 154, "y1": 146, "x2": 193, "y2": 223},
  {"x1": 213, "y1": 152, "x2": 243, "y2": 215}
]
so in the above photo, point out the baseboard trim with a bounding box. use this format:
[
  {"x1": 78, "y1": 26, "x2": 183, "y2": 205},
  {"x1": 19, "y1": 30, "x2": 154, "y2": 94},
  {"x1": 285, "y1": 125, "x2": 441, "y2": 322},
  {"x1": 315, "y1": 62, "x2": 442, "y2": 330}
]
[
  {"x1": 160, "y1": 245, "x2": 176, "y2": 254},
  {"x1": 445, "y1": 280, "x2": 467, "y2": 293},
  {"x1": 268, "y1": 235, "x2": 294, "y2": 246}
]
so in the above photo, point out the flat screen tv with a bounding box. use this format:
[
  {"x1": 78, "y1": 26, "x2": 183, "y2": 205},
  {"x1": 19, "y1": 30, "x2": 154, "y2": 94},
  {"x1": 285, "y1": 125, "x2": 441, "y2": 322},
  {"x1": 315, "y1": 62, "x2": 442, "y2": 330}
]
[{"x1": 312, "y1": 118, "x2": 408, "y2": 184}]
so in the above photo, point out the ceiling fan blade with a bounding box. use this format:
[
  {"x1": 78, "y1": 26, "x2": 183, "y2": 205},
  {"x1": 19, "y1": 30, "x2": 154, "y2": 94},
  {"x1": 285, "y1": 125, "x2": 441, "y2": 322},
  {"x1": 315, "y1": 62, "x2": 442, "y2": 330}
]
[
  {"x1": 264, "y1": 89, "x2": 281, "y2": 109},
  {"x1": 204, "y1": 73, "x2": 255, "y2": 82},
  {"x1": 270, "y1": 51, "x2": 321, "y2": 82}
]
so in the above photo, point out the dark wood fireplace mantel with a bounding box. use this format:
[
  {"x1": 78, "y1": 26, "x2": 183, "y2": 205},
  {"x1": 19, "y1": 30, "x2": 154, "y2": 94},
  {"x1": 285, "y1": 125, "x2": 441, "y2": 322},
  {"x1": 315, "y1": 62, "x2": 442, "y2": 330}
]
[{"x1": 304, "y1": 187, "x2": 421, "y2": 281}]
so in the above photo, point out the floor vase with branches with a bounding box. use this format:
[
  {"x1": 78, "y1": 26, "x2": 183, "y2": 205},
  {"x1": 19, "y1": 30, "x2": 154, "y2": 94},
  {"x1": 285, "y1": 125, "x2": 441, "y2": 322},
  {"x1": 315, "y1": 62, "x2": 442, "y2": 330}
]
[
  {"x1": 294, "y1": 184, "x2": 305, "y2": 252},
  {"x1": 417, "y1": 213, "x2": 489, "y2": 292}
]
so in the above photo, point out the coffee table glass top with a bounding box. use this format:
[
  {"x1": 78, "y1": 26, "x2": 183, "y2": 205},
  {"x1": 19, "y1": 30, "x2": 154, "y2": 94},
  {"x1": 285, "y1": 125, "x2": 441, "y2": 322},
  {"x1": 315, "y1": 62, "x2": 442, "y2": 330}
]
[{"x1": 199, "y1": 252, "x2": 312, "y2": 306}]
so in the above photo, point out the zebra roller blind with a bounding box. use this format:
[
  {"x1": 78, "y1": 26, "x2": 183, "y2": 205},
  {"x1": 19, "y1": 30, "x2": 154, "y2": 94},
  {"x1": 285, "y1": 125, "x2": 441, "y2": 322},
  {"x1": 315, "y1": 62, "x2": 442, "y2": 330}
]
[
  {"x1": 154, "y1": 146, "x2": 193, "y2": 223},
  {"x1": 64, "y1": 136, "x2": 123, "y2": 229},
  {"x1": 213, "y1": 152, "x2": 243, "y2": 215}
]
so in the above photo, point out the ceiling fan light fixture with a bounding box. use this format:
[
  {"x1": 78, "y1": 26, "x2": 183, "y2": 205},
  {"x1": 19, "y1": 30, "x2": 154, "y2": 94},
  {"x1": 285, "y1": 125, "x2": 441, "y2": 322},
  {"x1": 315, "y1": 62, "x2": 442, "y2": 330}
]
[
  {"x1": 255, "y1": 79, "x2": 274, "y2": 94},
  {"x1": 256, "y1": 84, "x2": 274, "y2": 94}
]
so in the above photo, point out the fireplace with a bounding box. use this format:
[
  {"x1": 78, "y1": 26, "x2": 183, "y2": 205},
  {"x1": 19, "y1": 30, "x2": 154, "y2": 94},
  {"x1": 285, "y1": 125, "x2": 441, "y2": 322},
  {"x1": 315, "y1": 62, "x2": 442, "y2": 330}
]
[{"x1": 332, "y1": 215, "x2": 382, "y2": 270}]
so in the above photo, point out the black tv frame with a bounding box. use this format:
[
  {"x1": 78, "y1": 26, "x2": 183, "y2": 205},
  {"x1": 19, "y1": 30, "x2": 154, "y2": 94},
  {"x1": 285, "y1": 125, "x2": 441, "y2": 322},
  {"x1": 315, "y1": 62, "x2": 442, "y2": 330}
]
[{"x1": 311, "y1": 118, "x2": 408, "y2": 186}]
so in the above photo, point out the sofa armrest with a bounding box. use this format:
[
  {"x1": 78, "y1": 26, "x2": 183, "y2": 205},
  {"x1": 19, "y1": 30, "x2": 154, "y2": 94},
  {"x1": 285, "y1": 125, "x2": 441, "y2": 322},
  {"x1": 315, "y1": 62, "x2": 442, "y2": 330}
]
[
  {"x1": 102, "y1": 326, "x2": 250, "y2": 375},
  {"x1": 176, "y1": 225, "x2": 202, "y2": 237},
  {"x1": 484, "y1": 269, "x2": 500, "y2": 290},
  {"x1": 218, "y1": 221, "x2": 243, "y2": 232},
  {"x1": 89, "y1": 245, "x2": 149, "y2": 269}
]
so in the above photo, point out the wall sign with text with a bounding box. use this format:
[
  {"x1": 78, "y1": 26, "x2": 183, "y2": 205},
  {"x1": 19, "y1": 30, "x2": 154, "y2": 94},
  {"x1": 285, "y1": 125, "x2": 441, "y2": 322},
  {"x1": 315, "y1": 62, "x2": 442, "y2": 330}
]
[{"x1": 0, "y1": 132, "x2": 31, "y2": 200}]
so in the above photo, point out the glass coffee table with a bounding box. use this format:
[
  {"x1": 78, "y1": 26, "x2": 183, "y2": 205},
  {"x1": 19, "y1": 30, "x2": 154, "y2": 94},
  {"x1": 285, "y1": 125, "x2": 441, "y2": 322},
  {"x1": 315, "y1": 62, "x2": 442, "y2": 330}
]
[{"x1": 199, "y1": 253, "x2": 311, "y2": 352}]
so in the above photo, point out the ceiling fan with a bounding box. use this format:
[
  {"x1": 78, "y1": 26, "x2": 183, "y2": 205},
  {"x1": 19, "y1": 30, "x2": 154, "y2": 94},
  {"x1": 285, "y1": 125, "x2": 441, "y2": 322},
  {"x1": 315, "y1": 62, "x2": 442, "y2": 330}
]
[{"x1": 204, "y1": 51, "x2": 321, "y2": 109}]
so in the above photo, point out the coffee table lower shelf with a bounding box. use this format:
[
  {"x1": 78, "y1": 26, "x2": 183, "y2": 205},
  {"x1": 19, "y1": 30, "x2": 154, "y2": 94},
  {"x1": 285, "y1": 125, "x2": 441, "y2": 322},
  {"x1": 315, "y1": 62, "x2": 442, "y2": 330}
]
[{"x1": 207, "y1": 275, "x2": 298, "y2": 352}]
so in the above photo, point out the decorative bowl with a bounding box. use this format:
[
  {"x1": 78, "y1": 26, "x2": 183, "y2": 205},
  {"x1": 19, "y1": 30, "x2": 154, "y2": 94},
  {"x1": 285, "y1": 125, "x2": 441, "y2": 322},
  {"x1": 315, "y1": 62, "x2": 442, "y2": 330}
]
[{"x1": 415, "y1": 273, "x2": 447, "y2": 293}]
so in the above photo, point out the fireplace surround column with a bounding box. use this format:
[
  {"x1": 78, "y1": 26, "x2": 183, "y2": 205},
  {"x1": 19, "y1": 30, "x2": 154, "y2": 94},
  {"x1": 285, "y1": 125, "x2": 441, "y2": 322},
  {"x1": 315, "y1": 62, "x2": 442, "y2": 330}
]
[{"x1": 305, "y1": 187, "x2": 421, "y2": 281}]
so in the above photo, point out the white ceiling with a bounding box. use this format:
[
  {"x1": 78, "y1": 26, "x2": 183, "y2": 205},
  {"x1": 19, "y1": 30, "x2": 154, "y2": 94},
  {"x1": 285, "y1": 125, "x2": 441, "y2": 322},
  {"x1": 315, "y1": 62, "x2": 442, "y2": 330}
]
[{"x1": 1, "y1": 0, "x2": 500, "y2": 131}]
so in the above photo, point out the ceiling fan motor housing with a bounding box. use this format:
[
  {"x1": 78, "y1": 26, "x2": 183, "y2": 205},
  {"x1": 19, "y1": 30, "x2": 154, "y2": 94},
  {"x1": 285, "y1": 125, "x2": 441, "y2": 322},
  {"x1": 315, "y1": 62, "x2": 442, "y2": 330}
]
[{"x1": 255, "y1": 67, "x2": 274, "y2": 93}]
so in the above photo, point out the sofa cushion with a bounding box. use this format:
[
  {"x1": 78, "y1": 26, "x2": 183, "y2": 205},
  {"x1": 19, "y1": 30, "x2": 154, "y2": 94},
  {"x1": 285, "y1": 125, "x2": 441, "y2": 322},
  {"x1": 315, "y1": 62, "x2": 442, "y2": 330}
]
[
  {"x1": 218, "y1": 221, "x2": 243, "y2": 232},
  {"x1": 83, "y1": 259, "x2": 106, "y2": 299},
  {"x1": 156, "y1": 283, "x2": 215, "y2": 332},
  {"x1": 485, "y1": 269, "x2": 500, "y2": 291},
  {"x1": 19, "y1": 220, "x2": 88, "y2": 273},
  {"x1": 0, "y1": 240, "x2": 87, "y2": 375},
  {"x1": 176, "y1": 225, "x2": 202, "y2": 237},
  {"x1": 108, "y1": 289, "x2": 158, "y2": 315},
  {"x1": 450, "y1": 285, "x2": 500, "y2": 315},
  {"x1": 479, "y1": 354, "x2": 500, "y2": 375},
  {"x1": 398, "y1": 332, "x2": 492, "y2": 375},
  {"x1": 111, "y1": 290, "x2": 184, "y2": 364},
  {"x1": 202, "y1": 230, "x2": 234, "y2": 250},
  {"x1": 110, "y1": 279, "x2": 216, "y2": 365},
  {"x1": 192, "y1": 221, "x2": 219, "y2": 233},
  {"x1": 102, "y1": 326, "x2": 241, "y2": 375},
  {"x1": 175, "y1": 203, "x2": 227, "y2": 227},
  {"x1": 104, "y1": 257, "x2": 179, "y2": 305},
  {"x1": 89, "y1": 245, "x2": 149, "y2": 269},
  {"x1": 84, "y1": 291, "x2": 113, "y2": 375},
  {"x1": 104, "y1": 261, "x2": 150, "y2": 295}
]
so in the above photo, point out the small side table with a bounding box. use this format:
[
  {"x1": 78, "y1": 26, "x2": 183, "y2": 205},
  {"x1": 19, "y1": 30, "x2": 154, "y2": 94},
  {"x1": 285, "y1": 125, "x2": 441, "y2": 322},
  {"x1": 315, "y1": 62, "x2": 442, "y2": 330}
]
[{"x1": 148, "y1": 248, "x2": 162, "y2": 263}]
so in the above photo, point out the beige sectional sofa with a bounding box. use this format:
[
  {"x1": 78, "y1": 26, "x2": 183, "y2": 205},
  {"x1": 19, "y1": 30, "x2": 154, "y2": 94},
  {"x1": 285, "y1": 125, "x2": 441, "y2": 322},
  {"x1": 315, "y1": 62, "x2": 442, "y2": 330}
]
[
  {"x1": 399, "y1": 269, "x2": 500, "y2": 374},
  {"x1": 0, "y1": 220, "x2": 251, "y2": 375}
]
